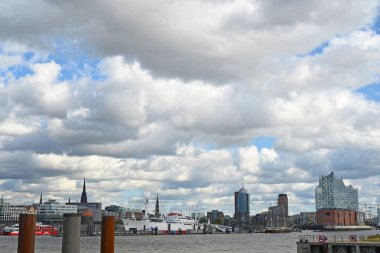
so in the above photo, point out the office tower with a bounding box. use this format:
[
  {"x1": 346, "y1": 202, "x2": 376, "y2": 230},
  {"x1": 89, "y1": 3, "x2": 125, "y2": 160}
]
[
  {"x1": 278, "y1": 194, "x2": 288, "y2": 217},
  {"x1": 234, "y1": 187, "x2": 250, "y2": 228}
]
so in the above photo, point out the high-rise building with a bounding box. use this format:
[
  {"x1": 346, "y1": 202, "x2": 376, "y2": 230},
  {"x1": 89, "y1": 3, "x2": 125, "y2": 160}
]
[
  {"x1": 315, "y1": 171, "x2": 358, "y2": 211},
  {"x1": 315, "y1": 172, "x2": 359, "y2": 226},
  {"x1": 234, "y1": 187, "x2": 250, "y2": 228},
  {"x1": 278, "y1": 194, "x2": 288, "y2": 217}
]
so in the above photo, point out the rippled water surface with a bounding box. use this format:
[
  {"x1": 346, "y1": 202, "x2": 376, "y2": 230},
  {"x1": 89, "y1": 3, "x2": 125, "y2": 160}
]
[{"x1": 0, "y1": 230, "x2": 379, "y2": 253}]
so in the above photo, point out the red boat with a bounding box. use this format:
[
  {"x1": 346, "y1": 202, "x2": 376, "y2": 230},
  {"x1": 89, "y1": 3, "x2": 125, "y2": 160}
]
[{"x1": 1, "y1": 223, "x2": 58, "y2": 236}]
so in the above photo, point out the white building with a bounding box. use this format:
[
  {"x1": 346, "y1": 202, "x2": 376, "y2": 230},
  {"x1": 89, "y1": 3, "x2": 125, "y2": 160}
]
[
  {"x1": 0, "y1": 197, "x2": 30, "y2": 222},
  {"x1": 315, "y1": 171, "x2": 358, "y2": 211},
  {"x1": 37, "y1": 199, "x2": 77, "y2": 223}
]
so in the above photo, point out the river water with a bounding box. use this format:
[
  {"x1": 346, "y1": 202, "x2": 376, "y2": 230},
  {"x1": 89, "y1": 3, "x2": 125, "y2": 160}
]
[{"x1": 0, "y1": 230, "x2": 379, "y2": 253}]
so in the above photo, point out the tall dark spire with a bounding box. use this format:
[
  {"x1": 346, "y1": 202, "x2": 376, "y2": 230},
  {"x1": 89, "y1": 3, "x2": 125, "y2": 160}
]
[
  {"x1": 80, "y1": 178, "x2": 88, "y2": 203},
  {"x1": 155, "y1": 194, "x2": 160, "y2": 217},
  {"x1": 39, "y1": 192, "x2": 42, "y2": 205}
]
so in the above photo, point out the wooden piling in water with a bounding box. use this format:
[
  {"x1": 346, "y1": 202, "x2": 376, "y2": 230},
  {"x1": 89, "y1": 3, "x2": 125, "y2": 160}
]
[
  {"x1": 17, "y1": 213, "x2": 36, "y2": 253},
  {"x1": 101, "y1": 215, "x2": 115, "y2": 253}
]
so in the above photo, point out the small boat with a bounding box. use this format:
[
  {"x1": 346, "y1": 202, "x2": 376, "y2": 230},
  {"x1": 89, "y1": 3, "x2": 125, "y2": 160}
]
[{"x1": 1, "y1": 223, "x2": 58, "y2": 236}]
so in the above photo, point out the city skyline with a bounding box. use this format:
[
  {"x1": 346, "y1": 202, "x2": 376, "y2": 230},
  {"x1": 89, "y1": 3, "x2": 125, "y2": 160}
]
[{"x1": 0, "y1": 1, "x2": 379, "y2": 216}]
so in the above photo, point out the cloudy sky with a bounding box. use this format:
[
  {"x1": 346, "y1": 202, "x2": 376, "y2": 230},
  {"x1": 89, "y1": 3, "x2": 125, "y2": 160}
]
[{"x1": 0, "y1": 0, "x2": 380, "y2": 216}]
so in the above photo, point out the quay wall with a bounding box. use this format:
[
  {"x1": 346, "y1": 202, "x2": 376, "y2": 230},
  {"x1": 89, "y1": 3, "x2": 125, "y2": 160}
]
[{"x1": 297, "y1": 234, "x2": 380, "y2": 253}]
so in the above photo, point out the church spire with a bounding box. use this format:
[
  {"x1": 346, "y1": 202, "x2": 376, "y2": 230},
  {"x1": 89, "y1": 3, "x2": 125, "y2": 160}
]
[
  {"x1": 80, "y1": 178, "x2": 88, "y2": 203},
  {"x1": 155, "y1": 194, "x2": 160, "y2": 217},
  {"x1": 39, "y1": 192, "x2": 42, "y2": 205}
]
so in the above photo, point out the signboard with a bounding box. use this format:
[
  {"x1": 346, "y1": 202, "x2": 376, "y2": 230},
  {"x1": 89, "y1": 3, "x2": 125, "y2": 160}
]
[{"x1": 318, "y1": 235, "x2": 328, "y2": 243}]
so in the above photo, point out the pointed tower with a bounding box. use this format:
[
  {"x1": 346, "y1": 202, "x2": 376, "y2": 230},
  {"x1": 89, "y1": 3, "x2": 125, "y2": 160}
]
[
  {"x1": 39, "y1": 192, "x2": 43, "y2": 205},
  {"x1": 68, "y1": 196, "x2": 71, "y2": 204},
  {"x1": 155, "y1": 194, "x2": 160, "y2": 217},
  {"x1": 80, "y1": 178, "x2": 88, "y2": 204}
]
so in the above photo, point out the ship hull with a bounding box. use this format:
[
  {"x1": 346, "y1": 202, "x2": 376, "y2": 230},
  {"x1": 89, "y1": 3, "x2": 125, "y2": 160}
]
[{"x1": 123, "y1": 219, "x2": 195, "y2": 232}]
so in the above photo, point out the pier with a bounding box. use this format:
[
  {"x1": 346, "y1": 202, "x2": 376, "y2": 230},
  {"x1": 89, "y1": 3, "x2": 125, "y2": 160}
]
[{"x1": 297, "y1": 234, "x2": 380, "y2": 253}]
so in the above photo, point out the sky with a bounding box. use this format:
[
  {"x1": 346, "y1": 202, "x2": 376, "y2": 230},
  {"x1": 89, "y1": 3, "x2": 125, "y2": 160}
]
[{"x1": 0, "y1": 0, "x2": 380, "y2": 216}]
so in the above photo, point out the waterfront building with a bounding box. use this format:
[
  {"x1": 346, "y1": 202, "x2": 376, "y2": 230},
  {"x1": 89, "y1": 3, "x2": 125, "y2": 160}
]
[
  {"x1": 206, "y1": 210, "x2": 224, "y2": 224},
  {"x1": 234, "y1": 186, "x2": 250, "y2": 227},
  {"x1": 37, "y1": 199, "x2": 77, "y2": 223},
  {"x1": 104, "y1": 205, "x2": 127, "y2": 224},
  {"x1": 0, "y1": 196, "x2": 30, "y2": 223},
  {"x1": 315, "y1": 171, "x2": 359, "y2": 226},
  {"x1": 315, "y1": 171, "x2": 358, "y2": 211},
  {"x1": 267, "y1": 205, "x2": 286, "y2": 227},
  {"x1": 299, "y1": 212, "x2": 316, "y2": 227},
  {"x1": 278, "y1": 194, "x2": 289, "y2": 217},
  {"x1": 252, "y1": 211, "x2": 268, "y2": 228}
]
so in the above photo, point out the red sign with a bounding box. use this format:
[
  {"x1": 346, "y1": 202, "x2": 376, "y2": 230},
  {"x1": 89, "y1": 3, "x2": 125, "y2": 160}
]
[{"x1": 319, "y1": 235, "x2": 327, "y2": 243}]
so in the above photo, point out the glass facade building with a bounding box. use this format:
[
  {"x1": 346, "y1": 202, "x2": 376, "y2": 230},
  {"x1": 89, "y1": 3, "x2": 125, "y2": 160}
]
[
  {"x1": 235, "y1": 187, "x2": 250, "y2": 215},
  {"x1": 234, "y1": 187, "x2": 250, "y2": 228},
  {"x1": 315, "y1": 171, "x2": 358, "y2": 211}
]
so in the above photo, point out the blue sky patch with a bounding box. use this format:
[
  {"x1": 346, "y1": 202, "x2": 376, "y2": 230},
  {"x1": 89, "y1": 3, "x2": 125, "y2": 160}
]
[
  {"x1": 298, "y1": 41, "x2": 330, "y2": 58},
  {"x1": 356, "y1": 82, "x2": 380, "y2": 102},
  {"x1": 372, "y1": 12, "x2": 380, "y2": 34},
  {"x1": 250, "y1": 136, "x2": 276, "y2": 150}
]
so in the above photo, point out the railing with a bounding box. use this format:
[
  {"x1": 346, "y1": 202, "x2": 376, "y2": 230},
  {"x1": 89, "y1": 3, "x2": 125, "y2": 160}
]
[{"x1": 298, "y1": 234, "x2": 374, "y2": 243}]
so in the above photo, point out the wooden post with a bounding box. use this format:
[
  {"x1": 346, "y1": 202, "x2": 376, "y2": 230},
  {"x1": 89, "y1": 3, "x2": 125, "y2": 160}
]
[
  {"x1": 101, "y1": 215, "x2": 115, "y2": 253},
  {"x1": 17, "y1": 213, "x2": 36, "y2": 253}
]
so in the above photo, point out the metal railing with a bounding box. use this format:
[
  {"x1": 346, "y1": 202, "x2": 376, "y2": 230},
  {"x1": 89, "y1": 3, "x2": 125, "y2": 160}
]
[{"x1": 298, "y1": 234, "x2": 375, "y2": 243}]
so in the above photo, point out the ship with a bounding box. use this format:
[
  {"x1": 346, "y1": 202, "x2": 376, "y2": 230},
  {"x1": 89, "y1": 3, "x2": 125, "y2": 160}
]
[
  {"x1": 0, "y1": 223, "x2": 58, "y2": 236},
  {"x1": 123, "y1": 212, "x2": 196, "y2": 234}
]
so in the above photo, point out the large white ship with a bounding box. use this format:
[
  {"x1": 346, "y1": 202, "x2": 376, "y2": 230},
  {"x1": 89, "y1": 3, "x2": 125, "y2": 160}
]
[{"x1": 123, "y1": 212, "x2": 197, "y2": 234}]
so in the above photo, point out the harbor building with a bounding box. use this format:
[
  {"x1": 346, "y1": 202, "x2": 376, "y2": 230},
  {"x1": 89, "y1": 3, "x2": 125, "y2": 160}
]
[
  {"x1": 267, "y1": 205, "x2": 287, "y2": 228},
  {"x1": 105, "y1": 205, "x2": 126, "y2": 224},
  {"x1": 278, "y1": 194, "x2": 289, "y2": 217},
  {"x1": 37, "y1": 199, "x2": 77, "y2": 223},
  {"x1": 206, "y1": 210, "x2": 224, "y2": 225},
  {"x1": 315, "y1": 171, "x2": 359, "y2": 227},
  {"x1": 299, "y1": 212, "x2": 316, "y2": 227},
  {"x1": 0, "y1": 196, "x2": 31, "y2": 224},
  {"x1": 234, "y1": 186, "x2": 250, "y2": 228}
]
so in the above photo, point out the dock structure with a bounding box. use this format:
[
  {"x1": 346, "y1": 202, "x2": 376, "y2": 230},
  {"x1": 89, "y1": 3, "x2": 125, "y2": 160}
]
[{"x1": 297, "y1": 234, "x2": 380, "y2": 253}]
